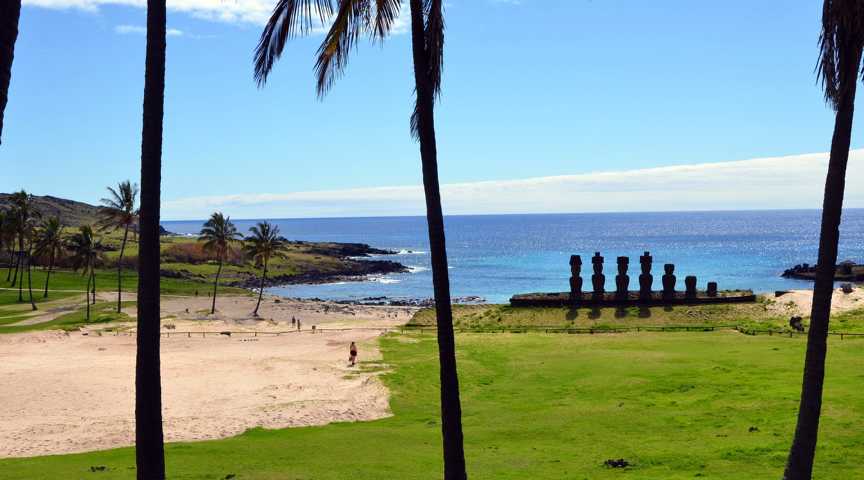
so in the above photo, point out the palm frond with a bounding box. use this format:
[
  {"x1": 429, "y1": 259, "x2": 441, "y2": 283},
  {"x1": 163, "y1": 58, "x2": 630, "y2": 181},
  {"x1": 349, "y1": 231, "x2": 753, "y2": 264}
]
[
  {"x1": 255, "y1": 0, "x2": 336, "y2": 86},
  {"x1": 817, "y1": 0, "x2": 864, "y2": 111},
  {"x1": 314, "y1": 0, "x2": 372, "y2": 96},
  {"x1": 373, "y1": 0, "x2": 402, "y2": 39}
]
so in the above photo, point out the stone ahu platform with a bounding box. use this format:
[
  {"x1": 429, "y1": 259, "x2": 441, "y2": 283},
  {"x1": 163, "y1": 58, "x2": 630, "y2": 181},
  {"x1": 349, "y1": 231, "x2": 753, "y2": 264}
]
[{"x1": 510, "y1": 251, "x2": 756, "y2": 307}]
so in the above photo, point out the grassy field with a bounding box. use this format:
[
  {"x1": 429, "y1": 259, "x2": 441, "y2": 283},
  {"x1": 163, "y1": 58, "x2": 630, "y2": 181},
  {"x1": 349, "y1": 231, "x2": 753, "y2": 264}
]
[
  {"x1": 409, "y1": 302, "x2": 864, "y2": 333},
  {"x1": 1, "y1": 330, "x2": 861, "y2": 479}
]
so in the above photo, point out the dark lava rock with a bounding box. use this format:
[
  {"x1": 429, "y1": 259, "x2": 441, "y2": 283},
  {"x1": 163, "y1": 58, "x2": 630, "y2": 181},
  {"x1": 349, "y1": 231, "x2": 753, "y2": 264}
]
[{"x1": 604, "y1": 458, "x2": 630, "y2": 468}]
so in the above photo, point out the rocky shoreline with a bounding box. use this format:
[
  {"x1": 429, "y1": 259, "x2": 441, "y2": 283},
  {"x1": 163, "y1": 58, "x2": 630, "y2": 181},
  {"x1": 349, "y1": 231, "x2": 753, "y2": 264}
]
[{"x1": 782, "y1": 260, "x2": 864, "y2": 282}]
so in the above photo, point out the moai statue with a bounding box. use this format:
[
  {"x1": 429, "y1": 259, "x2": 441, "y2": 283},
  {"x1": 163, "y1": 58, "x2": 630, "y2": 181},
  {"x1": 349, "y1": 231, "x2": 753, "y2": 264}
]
[
  {"x1": 569, "y1": 255, "x2": 583, "y2": 302},
  {"x1": 706, "y1": 281, "x2": 718, "y2": 297},
  {"x1": 685, "y1": 276, "x2": 697, "y2": 299},
  {"x1": 615, "y1": 256, "x2": 630, "y2": 300},
  {"x1": 591, "y1": 252, "x2": 605, "y2": 300},
  {"x1": 661, "y1": 263, "x2": 676, "y2": 300},
  {"x1": 639, "y1": 251, "x2": 653, "y2": 301}
]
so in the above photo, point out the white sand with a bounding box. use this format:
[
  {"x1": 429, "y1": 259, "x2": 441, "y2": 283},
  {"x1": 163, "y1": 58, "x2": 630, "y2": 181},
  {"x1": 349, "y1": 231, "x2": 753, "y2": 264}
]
[
  {"x1": 767, "y1": 287, "x2": 864, "y2": 317},
  {"x1": 0, "y1": 295, "x2": 416, "y2": 458}
]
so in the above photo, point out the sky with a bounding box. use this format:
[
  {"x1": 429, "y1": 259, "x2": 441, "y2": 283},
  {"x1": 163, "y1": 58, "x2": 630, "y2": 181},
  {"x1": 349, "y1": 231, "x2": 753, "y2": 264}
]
[{"x1": 3, "y1": 0, "x2": 863, "y2": 219}]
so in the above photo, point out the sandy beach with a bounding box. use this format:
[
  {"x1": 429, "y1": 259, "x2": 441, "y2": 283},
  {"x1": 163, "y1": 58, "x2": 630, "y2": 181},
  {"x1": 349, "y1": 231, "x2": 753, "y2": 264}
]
[
  {"x1": 0, "y1": 295, "x2": 416, "y2": 458},
  {"x1": 766, "y1": 287, "x2": 864, "y2": 317}
]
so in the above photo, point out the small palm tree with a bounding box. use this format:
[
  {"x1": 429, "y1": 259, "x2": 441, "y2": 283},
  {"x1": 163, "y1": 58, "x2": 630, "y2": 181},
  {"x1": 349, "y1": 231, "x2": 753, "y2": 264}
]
[
  {"x1": 34, "y1": 216, "x2": 63, "y2": 298},
  {"x1": 785, "y1": 3, "x2": 864, "y2": 479},
  {"x1": 10, "y1": 190, "x2": 39, "y2": 309},
  {"x1": 98, "y1": 180, "x2": 139, "y2": 313},
  {"x1": 0, "y1": 0, "x2": 22, "y2": 145},
  {"x1": 256, "y1": 2, "x2": 466, "y2": 477},
  {"x1": 244, "y1": 221, "x2": 288, "y2": 316},
  {"x1": 67, "y1": 225, "x2": 102, "y2": 321},
  {"x1": 198, "y1": 212, "x2": 241, "y2": 314},
  {"x1": 2, "y1": 208, "x2": 16, "y2": 282}
]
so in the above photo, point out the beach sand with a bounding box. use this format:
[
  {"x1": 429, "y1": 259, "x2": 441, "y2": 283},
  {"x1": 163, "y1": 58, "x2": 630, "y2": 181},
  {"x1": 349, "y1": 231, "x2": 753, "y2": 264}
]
[
  {"x1": 767, "y1": 287, "x2": 864, "y2": 317},
  {"x1": 0, "y1": 295, "x2": 416, "y2": 458}
]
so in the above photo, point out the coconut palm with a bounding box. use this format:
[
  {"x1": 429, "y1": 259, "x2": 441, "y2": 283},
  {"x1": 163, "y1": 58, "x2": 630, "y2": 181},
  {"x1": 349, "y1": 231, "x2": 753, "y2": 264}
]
[
  {"x1": 135, "y1": 1, "x2": 168, "y2": 476},
  {"x1": 244, "y1": 221, "x2": 288, "y2": 316},
  {"x1": 199, "y1": 212, "x2": 241, "y2": 315},
  {"x1": 255, "y1": 1, "x2": 467, "y2": 477},
  {"x1": 9, "y1": 190, "x2": 39, "y2": 309},
  {"x1": 67, "y1": 225, "x2": 102, "y2": 320},
  {"x1": 0, "y1": 0, "x2": 21, "y2": 145},
  {"x1": 2, "y1": 209, "x2": 16, "y2": 282},
  {"x1": 98, "y1": 181, "x2": 139, "y2": 313},
  {"x1": 34, "y1": 216, "x2": 63, "y2": 298},
  {"x1": 785, "y1": 3, "x2": 864, "y2": 479}
]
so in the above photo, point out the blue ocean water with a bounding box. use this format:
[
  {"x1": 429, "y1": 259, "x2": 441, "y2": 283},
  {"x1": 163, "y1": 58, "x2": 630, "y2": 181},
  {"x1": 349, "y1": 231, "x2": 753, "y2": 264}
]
[{"x1": 163, "y1": 210, "x2": 864, "y2": 303}]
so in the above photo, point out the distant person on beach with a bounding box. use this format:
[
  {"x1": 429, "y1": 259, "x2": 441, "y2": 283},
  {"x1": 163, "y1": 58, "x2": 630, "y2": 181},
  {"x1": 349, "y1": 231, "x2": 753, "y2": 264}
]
[{"x1": 349, "y1": 342, "x2": 358, "y2": 366}]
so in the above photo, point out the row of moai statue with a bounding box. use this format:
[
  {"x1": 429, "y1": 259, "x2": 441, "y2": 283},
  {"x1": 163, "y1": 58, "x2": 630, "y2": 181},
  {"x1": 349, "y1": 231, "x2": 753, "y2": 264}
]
[{"x1": 569, "y1": 251, "x2": 718, "y2": 302}]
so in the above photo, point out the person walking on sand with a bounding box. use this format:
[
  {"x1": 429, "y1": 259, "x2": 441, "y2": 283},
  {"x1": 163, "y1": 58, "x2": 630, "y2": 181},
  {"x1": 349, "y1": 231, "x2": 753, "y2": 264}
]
[{"x1": 349, "y1": 342, "x2": 358, "y2": 367}]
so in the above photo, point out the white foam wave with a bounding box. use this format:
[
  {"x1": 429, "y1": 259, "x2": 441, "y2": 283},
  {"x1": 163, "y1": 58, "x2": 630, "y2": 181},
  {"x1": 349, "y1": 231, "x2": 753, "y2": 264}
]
[
  {"x1": 397, "y1": 249, "x2": 426, "y2": 255},
  {"x1": 408, "y1": 266, "x2": 430, "y2": 273}
]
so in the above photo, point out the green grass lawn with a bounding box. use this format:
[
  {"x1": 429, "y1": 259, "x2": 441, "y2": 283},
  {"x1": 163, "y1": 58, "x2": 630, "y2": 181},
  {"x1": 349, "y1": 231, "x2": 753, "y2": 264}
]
[
  {"x1": 409, "y1": 302, "x2": 864, "y2": 334},
  {"x1": 1, "y1": 331, "x2": 861, "y2": 479}
]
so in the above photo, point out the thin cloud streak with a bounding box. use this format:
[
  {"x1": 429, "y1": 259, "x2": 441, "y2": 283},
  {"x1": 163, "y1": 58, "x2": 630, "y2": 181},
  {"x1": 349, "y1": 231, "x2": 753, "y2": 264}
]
[
  {"x1": 25, "y1": 0, "x2": 410, "y2": 32},
  {"x1": 162, "y1": 150, "x2": 864, "y2": 219}
]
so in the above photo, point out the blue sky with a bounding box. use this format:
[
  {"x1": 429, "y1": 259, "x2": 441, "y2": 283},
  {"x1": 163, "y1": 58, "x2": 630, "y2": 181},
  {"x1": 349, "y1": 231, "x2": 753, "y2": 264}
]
[{"x1": 3, "y1": 0, "x2": 862, "y2": 219}]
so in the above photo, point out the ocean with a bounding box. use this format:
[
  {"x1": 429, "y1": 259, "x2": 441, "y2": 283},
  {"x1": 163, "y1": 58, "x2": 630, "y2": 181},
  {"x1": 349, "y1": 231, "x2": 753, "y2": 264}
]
[{"x1": 163, "y1": 210, "x2": 864, "y2": 304}]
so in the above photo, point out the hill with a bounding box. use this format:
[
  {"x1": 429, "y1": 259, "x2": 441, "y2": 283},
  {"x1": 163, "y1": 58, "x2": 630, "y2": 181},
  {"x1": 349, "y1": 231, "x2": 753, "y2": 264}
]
[{"x1": 0, "y1": 193, "x2": 101, "y2": 226}]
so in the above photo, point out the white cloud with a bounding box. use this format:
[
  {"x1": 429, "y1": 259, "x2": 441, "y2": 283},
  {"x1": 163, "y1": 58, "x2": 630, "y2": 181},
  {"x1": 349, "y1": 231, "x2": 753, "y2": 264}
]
[
  {"x1": 161, "y1": 150, "x2": 864, "y2": 220},
  {"x1": 115, "y1": 24, "x2": 183, "y2": 36},
  {"x1": 25, "y1": 0, "x2": 411, "y2": 33}
]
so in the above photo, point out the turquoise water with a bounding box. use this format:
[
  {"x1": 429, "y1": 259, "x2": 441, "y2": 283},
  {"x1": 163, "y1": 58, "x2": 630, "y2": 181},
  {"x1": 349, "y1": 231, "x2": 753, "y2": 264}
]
[{"x1": 163, "y1": 210, "x2": 864, "y2": 303}]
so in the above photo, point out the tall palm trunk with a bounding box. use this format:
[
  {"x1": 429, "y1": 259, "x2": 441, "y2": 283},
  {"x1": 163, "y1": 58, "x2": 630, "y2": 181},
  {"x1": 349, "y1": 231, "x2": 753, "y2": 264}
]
[
  {"x1": 16, "y1": 234, "x2": 23, "y2": 301},
  {"x1": 91, "y1": 269, "x2": 97, "y2": 305},
  {"x1": 254, "y1": 256, "x2": 268, "y2": 316},
  {"x1": 6, "y1": 250, "x2": 13, "y2": 281},
  {"x1": 117, "y1": 224, "x2": 130, "y2": 312},
  {"x1": 26, "y1": 243, "x2": 35, "y2": 310},
  {"x1": 211, "y1": 255, "x2": 223, "y2": 314},
  {"x1": 135, "y1": 0, "x2": 167, "y2": 477},
  {"x1": 783, "y1": 42, "x2": 861, "y2": 480},
  {"x1": 43, "y1": 249, "x2": 54, "y2": 297},
  {"x1": 408, "y1": 1, "x2": 466, "y2": 478},
  {"x1": 0, "y1": 0, "x2": 21, "y2": 145},
  {"x1": 85, "y1": 266, "x2": 92, "y2": 321}
]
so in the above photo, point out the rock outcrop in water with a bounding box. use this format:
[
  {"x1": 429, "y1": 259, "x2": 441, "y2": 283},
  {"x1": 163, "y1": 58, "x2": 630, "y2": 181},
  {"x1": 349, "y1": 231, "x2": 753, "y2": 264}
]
[{"x1": 782, "y1": 260, "x2": 864, "y2": 282}]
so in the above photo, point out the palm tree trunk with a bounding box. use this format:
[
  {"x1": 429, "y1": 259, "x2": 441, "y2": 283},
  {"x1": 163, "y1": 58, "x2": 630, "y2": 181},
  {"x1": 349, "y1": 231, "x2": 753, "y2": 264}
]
[
  {"x1": 6, "y1": 249, "x2": 13, "y2": 281},
  {"x1": 783, "y1": 45, "x2": 860, "y2": 480},
  {"x1": 211, "y1": 256, "x2": 223, "y2": 315},
  {"x1": 91, "y1": 269, "x2": 97, "y2": 305},
  {"x1": 254, "y1": 257, "x2": 267, "y2": 316},
  {"x1": 43, "y1": 250, "x2": 53, "y2": 297},
  {"x1": 0, "y1": 0, "x2": 21, "y2": 145},
  {"x1": 408, "y1": 2, "x2": 467, "y2": 478},
  {"x1": 117, "y1": 224, "x2": 129, "y2": 312},
  {"x1": 135, "y1": 1, "x2": 167, "y2": 477},
  {"x1": 16, "y1": 234, "x2": 23, "y2": 301},
  {"x1": 85, "y1": 267, "x2": 92, "y2": 322},
  {"x1": 26, "y1": 244, "x2": 35, "y2": 310}
]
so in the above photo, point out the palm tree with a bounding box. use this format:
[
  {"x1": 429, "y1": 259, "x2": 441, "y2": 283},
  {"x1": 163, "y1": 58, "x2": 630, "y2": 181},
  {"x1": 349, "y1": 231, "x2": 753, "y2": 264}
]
[
  {"x1": 255, "y1": 1, "x2": 467, "y2": 477},
  {"x1": 784, "y1": 4, "x2": 864, "y2": 479},
  {"x1": 135, "y1": 1, "x2": 168, "y2": 477},
  {"x1": 98, "y1": 181, "x2": 139, "y2": 313},
  {"x1": 67, "y1": 225, "x2": 101, "y2": 321},
  {"x1": 10, "y1": 190, "x2": 39, "y2": 309},
  {"x1": 34, "y1": 216, "x2": 63, "y2": 298},
  {"x1": 0, "y1": 0, "x2": 21, "y2": 145},
  {"x1": 244, "y1": 221, "x2": 288, "y2": 316},
  {"x1": 198, "y1": 212, "x2": 241, "y2": 315},
  {"x1": 2, "y1": 209, "x2": 16, "y2": 282}
]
